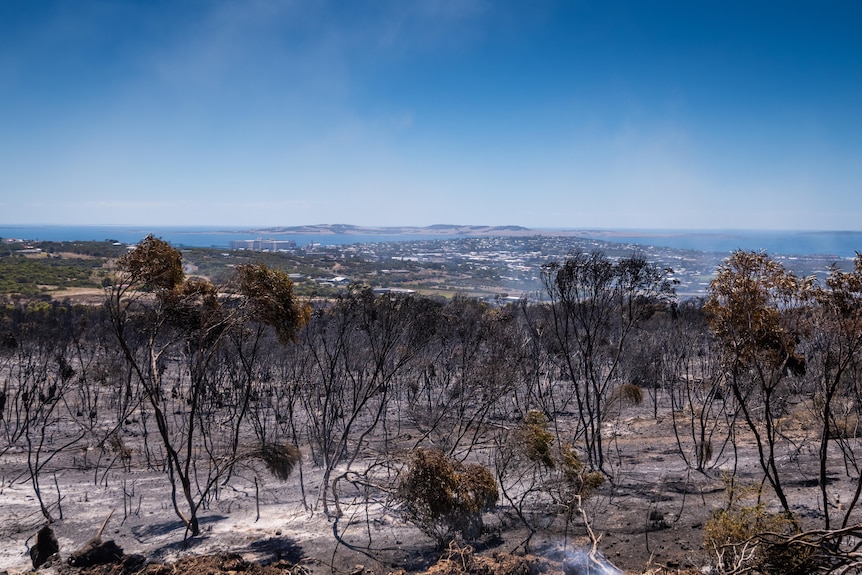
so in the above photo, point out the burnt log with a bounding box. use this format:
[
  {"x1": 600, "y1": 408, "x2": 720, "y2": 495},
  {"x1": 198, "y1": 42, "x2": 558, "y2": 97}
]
[
  {"x1": 30, "y1": 524, "x2": 59, "y2": 569},
  {"x1": 67, "y1": 539, "x2": 123, "y2": 568}
]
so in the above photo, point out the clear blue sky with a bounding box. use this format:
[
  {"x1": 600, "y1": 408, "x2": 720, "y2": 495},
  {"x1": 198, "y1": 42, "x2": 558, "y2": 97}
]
[{"x1": 1, "y1": 1, "x2": 860, "y2": 230}]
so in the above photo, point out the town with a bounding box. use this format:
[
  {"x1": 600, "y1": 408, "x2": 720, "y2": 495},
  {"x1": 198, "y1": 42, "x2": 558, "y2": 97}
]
[
  {"x1": 0, "y1": 233, "x2": 847, "y2": 303},
  {"x1": 219, "y1": 233, "x2": 843, "y2": 301}
]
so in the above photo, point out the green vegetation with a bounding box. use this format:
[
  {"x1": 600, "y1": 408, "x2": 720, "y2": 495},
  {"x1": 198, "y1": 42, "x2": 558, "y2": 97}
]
[
  {"x1": 0, "y1": 255, "x2": 104, "y2": 294},
  {"x1": 35, "y1": 240, "x2": 130, "y2": 258}
]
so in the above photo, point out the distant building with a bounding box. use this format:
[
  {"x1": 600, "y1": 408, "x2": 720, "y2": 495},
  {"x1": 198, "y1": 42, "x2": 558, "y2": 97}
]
[
  {"x1": 230, "y1": 238, "x2": 296, "y2": 251},
  {"x1": 373, "y1": 287, "x2": 416, "y2": 295},
  {"x1": 230, "y1": 240, "x2": 254, "y2": 250},
  {"x1": 314, "y1": 276, "x2": 351, "y2": 285}
]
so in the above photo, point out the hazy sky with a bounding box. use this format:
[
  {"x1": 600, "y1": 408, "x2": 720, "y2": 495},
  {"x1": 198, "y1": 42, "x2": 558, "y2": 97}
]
[{"x1": 1, "y1": 1, "x2": 860, "y2": 230}]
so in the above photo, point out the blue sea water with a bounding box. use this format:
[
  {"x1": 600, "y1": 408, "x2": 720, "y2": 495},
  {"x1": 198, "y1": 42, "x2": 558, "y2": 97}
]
[
  {"x1": 0, "y1": 225, "x2": 454, "y2": 249},
  {"x1": 576, "y1": 230, "x2": 862, "y2": 259},
  {"x1": 1, "y1": 225, "x2": 860, "y2": 258}
]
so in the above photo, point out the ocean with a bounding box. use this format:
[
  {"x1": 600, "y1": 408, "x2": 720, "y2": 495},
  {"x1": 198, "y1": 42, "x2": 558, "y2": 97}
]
[
  {"x1": 0, "y1": 225, "x2": 451, "y2": 249},
  {"x1": 1, "y1": 225, "x2": 861, "y2": 258},
  {"x1": 575, "y1": 229, "x2": 862, "y2": 259}
]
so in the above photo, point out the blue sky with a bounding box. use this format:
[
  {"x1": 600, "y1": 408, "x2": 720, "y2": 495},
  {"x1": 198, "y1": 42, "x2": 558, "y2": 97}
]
[{"x1": 1, "y1": 1, "x2": 860, "y2": 230}]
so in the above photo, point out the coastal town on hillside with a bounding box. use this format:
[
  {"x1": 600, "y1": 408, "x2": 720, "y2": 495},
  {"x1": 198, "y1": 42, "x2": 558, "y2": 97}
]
[
  {"x1": 1, "y1": 232, "x2": 848, "y2": 302},
  {"x1": 222, "y1": 234, "x2": 843, "y2": 299}
]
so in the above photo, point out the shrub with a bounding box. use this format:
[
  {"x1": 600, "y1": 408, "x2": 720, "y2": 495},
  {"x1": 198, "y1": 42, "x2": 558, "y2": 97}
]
[
  {"x1": 704, "y1": 504, "x2": 812, "y2": 574},
  {"x1": 258, "y1": 443, "x2": 301, "y2": 481},
  {"x1": 511, "y1": 411, "x2": 604, "y2": 497},
  {"x1": 398, "y1": 448, "x2": 498, "y2": 546},
  {"x1": 830, "y1": 413, "x2": 862, "y2": 438},
  {"x1": 559, "y1": 443, "x2": 604, "y2": 499},
  {"x1": 514, "y1": 410, "x2": 556, "y2": 468},
  {"x1": 602, "y1": 382, "x2": 644, "y2": 418}
]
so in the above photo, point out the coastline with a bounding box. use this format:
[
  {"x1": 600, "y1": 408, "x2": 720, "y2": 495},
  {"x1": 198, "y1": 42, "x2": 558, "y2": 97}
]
[{"x1": 1, "y1": 224, "x2": 860, "y2": 258}]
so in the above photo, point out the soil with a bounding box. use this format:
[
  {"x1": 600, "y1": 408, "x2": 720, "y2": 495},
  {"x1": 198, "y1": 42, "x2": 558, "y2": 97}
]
[
  {"x1": 0, "y1": 399, "x2": 848, "y2": 575},
  {"x1": 44, "y1": 288, "x2": 106, "y2": 306}
]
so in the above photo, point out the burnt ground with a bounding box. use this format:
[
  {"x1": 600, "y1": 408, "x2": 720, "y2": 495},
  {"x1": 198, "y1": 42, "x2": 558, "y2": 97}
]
[{"x1": 0, "y1": 398, "x2": 853, "y2": 575}]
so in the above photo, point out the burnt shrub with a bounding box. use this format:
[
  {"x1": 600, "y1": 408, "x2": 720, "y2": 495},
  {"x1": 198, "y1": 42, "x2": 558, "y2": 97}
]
[
  {"x1": 704, "y1": 504, "x2": 812, "y2": 574},
  {"x1": 398, "y1": 448, "x2": 498, "y2": 546},
  {"x1": 514, "y1": 410, "x2": 556, "y2": 468}
]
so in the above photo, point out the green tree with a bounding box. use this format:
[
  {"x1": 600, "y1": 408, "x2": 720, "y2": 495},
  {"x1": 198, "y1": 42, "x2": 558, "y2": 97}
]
[{"x1": 233, "y1": 263, "x2": 310, "y2": 345}]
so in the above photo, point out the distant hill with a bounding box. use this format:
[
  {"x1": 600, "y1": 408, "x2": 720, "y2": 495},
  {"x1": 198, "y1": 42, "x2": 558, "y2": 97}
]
[{"x1": 247, "y1": 224, "x2": 533, "y2": 236}]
